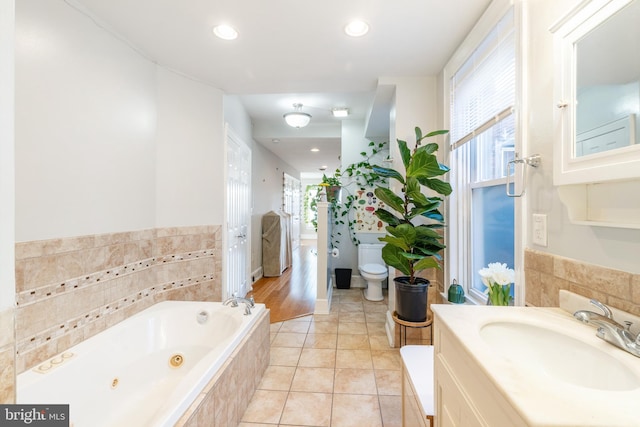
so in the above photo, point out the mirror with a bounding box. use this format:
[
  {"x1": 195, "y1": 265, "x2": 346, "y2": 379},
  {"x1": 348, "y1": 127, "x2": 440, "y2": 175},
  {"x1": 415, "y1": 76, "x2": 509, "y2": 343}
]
[
  {"x1": 575, "y1": 0, "x2": 640, "y2": 157},
  {"x1": 552, "y1": 0, "x2": 640, "y2": 185}
]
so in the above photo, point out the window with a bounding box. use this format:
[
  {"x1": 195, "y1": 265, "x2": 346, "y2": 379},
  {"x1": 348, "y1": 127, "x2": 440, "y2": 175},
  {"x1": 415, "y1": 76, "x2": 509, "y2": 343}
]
[{"x1": 447, "y1": 6, "x2": 518, "y2": 303}]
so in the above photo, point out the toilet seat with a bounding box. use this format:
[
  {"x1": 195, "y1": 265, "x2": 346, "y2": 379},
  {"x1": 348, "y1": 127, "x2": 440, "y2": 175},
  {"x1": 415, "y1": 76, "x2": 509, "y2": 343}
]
[{"x1": 360, "y1": 263, "x2": 387, "y2": 276}]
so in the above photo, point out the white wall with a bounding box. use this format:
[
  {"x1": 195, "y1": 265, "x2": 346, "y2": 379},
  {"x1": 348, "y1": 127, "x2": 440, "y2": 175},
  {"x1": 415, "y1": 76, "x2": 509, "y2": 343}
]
[
  {"x1": 525, "y1": 0, "x2": 640, "y2": 274},
  {"x1": 155, "y1": 68, "x2": 225, "y2": 226},
  {"x1": 15, "y1": 0, "x2": 228, "y2": 240},
  {"x1": 0, "y1": 0, "x2": 15, "y2": 309},
  {"x1": 15, "y1": 0, "x2": 157, "y2": 241}
]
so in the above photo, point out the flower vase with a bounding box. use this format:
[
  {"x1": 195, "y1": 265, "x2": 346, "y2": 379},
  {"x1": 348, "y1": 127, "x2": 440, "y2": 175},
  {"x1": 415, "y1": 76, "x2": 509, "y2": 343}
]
[{"x1": 486, "y1": 283, "x2": 512, "y2": 306}]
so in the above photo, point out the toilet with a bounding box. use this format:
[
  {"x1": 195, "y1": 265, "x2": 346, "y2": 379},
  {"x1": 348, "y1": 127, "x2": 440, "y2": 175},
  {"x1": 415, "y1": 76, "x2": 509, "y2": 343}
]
[{"x1": 358, "y1": 243, "x2": 388, "y2": 301}]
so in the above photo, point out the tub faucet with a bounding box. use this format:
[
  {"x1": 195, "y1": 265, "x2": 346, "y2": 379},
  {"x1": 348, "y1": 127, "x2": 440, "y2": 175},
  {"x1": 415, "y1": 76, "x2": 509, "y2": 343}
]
[
  {"x1": 223, "y1": 295, "x2": 255, "y2": 315},
  {"x1": 573, "y1": 299, "x2": 640, "y2": 358}
]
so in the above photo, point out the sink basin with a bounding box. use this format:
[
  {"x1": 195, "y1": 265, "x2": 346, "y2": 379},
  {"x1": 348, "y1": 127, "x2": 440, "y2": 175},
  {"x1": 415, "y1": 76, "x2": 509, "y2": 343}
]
[{"x1": 480, "y1": 321, "x2": 640, "y2": 391}]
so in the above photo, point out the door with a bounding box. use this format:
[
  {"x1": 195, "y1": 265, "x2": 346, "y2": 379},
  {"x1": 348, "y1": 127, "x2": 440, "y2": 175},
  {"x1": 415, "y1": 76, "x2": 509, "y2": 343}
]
[
  {"x1": 283, "y1": 173, "x2": 301, "y2": 250},
  {"x1": 224, "y1": 125, "x2": 251, "y2": 299}
]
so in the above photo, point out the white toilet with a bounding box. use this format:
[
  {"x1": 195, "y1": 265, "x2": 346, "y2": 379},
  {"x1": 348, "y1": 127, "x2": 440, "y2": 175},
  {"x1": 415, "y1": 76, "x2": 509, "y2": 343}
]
[{"x1": 358, "y1": 243, "x2": 388, "y2": 301}]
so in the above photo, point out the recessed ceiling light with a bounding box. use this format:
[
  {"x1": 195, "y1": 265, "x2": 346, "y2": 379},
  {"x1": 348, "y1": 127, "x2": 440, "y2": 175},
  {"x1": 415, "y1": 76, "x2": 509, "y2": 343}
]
[
  {"x1": 272, "y1": 139, "x2": 280, "y2": 143},
  {"x1": 345, "y1": 20, "x2": 369, "y2": 37},
  {"x1": 331, "y1": 108, "x2": 349, "y2": 118},
  {"x1": 213, "y1": 24, "x2": 238, "y2": 40},
  {"x1": 311, "y1": 148, "x2": 320, "y2": 152}
]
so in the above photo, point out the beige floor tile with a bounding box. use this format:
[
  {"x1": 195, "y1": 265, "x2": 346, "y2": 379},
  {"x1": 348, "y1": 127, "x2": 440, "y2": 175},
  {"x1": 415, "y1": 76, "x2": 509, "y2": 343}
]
[
  {"x1": 371, "y1": 349, "x2": 402, "y2": 370},
  {"x1": 280, "y1": 392, "x2": 333, "y2": 426},
  {"x1": 304, "y1": 333, "x2": 337, "y2": 349},
  {"x1": 367, "y1": 322, "x2": 388, "y2": 336},
  {"x1": 279, "y1": 320, "x2": 311, "y2": 333},
  {"x1": 331, "y1": 394, "x2": 382, "y2": 427},
  {"x1": 313, "y1": 312, "x2": 339, "y2": 322},
  {"x1": 364, "y1": 302, "x2": 389, "y2": 313},
  {"x1": 270, "y1": 346, "x2": 302, "y2": 366},
  {"x1": 338, "y1": 321, "x2": 368, "y2": 334},
  {"x1": 337, "y1": 333, "x2": 370, "y2": 350},
  {"x1": 271, "y1": 332, "x2": 307, "y2": 348},
  {"x1": 338, "y1": 292, "x2": 365, "y2": 303},
  {"x1": 339, "y1": 302, "x2": 364, "y2": 312},
  {"x1": 237, "y1": 423, "x2": 275, "y2": 427},
  {"x1": 339, "y1": 312, "x2": 367, "y2": 323},
  {"x1": 375, "y1": 369, "x2": 402, "y2": 395},
  {"x1": 270, "y1": 322, "x2": 283, "y2": 333},
  {"x1": 257, "y1": 365, "x2": 295, "y2": 391},
  {"x1": 335, "y1": 349, "x2": 373, "y2": 369},
  {"x1": 334, "y1": 368, "x2": 377, "y2": 394},
  {"x1": 290, "y1": 367, "x2": 335, "y2": 393},
  {"x1": 309, "y1": 320, "x2": 338, "y2": 334},
  {"x1": 240, "y1": 389, "x2": 288, "y2": 424},
  {"x1": 298, "y1": 348, "x2": 336, "y2": 368},
  {"x1": 366, "y1": 311, "x2": 387, "y2": 323},
  {"x1": 369, "y1": 334, "x2": 392, "y2": 350},
  {"x1": 379, "y1": 395, "x2": 402, "y2": 427},
  {"x1": 289, "y1": 315, "x2": 313, "y2": 322}
]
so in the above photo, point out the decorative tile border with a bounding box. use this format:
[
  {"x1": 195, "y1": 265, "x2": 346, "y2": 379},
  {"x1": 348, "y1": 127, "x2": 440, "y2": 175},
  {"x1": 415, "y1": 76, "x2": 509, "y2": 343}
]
[{"x1": 16, "y1": 250, "x2": 214, "y2": 307}]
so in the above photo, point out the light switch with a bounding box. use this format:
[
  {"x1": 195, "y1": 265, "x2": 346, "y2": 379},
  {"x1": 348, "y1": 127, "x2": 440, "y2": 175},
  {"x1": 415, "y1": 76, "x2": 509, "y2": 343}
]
[{"x1": 532, "y1": 214, "x2": 548, "y2": 247}]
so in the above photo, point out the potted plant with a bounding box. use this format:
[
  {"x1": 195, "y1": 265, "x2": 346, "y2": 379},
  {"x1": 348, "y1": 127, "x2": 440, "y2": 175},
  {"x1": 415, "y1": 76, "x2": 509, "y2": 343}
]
[
  {"x1": 373, "y1": 126, "x2": 451, "y2": 322},
  {"x1": 319, "y1": 174, "x2": 342, "y2": 203}
]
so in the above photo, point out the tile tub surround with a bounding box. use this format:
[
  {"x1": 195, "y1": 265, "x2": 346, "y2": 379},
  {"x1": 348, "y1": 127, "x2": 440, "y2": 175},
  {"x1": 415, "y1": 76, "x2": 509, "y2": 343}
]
[
  {"x1": 175, "y1": 308, "x2": 271, "y2": 427},
  {"x1": 14, "y1": 225, "x2": 222, "y2": 373},
  {"x1": 525, "y1": 248, "x2": 640, "y2": 314},
  {"x1": 0, "y1": 307, "x2": 15, "y2": 403},
  {"x1": 239, "y1": 288, "x2": 404, "y2": 427}
]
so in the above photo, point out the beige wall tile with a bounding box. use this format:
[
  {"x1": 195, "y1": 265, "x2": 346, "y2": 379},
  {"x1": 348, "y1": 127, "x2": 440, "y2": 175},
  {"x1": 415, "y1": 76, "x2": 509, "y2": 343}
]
[{"x1": 0, "y1": 346, "x2": 15, "y2": 404}]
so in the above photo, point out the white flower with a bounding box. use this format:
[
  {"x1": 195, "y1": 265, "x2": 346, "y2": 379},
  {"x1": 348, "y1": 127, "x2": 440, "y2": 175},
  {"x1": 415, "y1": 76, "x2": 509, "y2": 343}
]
[{"x1": 478, "y1": 262, "x2": 515, "y2": 288}]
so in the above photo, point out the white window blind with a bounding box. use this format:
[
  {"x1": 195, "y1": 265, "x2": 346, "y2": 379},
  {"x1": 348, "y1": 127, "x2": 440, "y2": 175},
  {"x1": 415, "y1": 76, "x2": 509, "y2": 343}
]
[{"x1": 450, "y1": 8, "x2": 515, "y2": 146}]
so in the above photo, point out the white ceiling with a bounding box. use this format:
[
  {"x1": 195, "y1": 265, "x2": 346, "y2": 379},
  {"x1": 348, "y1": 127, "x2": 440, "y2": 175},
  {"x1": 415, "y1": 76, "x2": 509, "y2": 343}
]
[{"x1": 69, "y1": 0, "x2": 491, "y2": 174}]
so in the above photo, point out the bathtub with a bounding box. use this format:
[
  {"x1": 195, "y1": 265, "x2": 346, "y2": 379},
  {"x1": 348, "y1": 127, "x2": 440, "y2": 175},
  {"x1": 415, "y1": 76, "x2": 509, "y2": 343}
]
[{"x1": 18, "y1": 300, "x2": 267, "y2": 427}]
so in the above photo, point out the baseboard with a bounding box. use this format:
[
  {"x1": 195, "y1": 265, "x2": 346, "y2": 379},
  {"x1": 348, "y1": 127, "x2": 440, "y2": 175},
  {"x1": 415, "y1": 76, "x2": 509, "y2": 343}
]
[{"x1": 251, "y1": 267, "x2": 263, "y2": 284}]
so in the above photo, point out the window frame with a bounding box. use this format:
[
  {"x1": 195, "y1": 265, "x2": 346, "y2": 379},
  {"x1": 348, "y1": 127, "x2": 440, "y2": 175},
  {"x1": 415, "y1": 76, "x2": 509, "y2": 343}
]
[{"x1": 443, "y1": 0, "x2": 527, "y2": 306}]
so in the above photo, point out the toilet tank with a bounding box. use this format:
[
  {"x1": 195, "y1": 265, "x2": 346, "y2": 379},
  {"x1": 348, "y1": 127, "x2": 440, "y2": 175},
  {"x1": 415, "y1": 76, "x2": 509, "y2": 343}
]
[{"x1": 358, "y1": 243, "x2": 385, "y2": 266}]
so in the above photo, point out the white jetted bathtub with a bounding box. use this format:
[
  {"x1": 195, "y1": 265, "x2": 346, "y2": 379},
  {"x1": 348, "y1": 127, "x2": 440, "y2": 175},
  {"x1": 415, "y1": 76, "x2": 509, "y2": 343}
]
[{"x1": 18, "y1": 300, "x2": 267, "y2": 427}]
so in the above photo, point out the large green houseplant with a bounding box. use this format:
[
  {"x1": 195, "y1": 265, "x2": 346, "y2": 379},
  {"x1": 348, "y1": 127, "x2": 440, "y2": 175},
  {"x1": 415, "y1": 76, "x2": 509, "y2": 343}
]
[{"x1": 373, "y1": 126, "x2": 451, "y2": 322}]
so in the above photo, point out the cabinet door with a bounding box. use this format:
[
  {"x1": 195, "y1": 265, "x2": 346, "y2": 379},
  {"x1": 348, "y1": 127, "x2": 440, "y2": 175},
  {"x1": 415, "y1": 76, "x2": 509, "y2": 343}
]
[{"x1": 435, "y1": 359, "x2": 485, "y2": 427}]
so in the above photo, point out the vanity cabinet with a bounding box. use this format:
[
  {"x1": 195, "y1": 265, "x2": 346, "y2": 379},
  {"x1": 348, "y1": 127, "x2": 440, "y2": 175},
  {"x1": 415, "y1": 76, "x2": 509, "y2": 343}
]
[{"x1": 433, "y1": 315, "x2": 527, "y2": 427}]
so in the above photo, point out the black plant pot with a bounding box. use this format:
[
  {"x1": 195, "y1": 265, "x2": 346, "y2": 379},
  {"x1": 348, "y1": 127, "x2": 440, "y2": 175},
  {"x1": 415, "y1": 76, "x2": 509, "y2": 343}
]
[{"x1": 394, "y1": 276, "x2": 430, "y2": 322}]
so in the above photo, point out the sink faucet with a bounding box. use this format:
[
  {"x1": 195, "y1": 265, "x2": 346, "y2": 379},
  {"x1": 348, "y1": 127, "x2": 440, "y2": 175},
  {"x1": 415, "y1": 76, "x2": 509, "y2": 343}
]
[
  {"x1": 223, "y1": 294, "x2": 255, "y2": 315},
  {"x1": 574, "y1": 299, "x2": 640, "y2": 358}
]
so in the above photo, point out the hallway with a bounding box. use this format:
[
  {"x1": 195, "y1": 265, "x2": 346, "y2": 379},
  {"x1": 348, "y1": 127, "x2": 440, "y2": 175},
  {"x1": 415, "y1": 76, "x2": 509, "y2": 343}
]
[{"x1": 249, "y1": 240, "x2": 319, "y2": 323}]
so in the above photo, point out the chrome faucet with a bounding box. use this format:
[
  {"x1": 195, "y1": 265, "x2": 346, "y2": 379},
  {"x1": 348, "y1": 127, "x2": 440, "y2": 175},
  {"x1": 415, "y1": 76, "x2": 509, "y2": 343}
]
[
  {"x1": 574, "y1": 299, "x2": 640, "y2": 358},
  {"x1": 223, "y1": 294, "x2": 255, "y2": 315}
]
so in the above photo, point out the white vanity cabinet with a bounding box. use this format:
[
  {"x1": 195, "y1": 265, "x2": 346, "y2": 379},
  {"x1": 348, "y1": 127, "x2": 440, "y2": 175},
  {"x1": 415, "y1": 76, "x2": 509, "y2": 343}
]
[{"x1": 433, "y1": 312, "x2": 527, "y2": 427}]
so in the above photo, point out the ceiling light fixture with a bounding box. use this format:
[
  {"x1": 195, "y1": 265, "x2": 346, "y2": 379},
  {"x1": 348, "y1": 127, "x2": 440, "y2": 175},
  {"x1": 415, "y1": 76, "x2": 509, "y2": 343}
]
[
  {"x1": 345, "y1": 20, "x2": 369, "y2": 37},
  {"x1": 311, "y1": 148, "x2": 320, "y2": 152},
  {"x1": 331, "y1": 108, "x2": 349, "y2": 118},
  {"x1": 283, "y1": 103, "x2": 312, "y2": 128},
  {"x1": 213, "y1": 25, "x2": 238, "y2": 40}
]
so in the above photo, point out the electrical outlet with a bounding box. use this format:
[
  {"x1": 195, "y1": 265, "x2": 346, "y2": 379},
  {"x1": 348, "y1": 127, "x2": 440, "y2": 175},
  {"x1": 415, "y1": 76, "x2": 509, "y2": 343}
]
[{"x1": 532, "y1": 214, "x2": 548, "y2": 247}]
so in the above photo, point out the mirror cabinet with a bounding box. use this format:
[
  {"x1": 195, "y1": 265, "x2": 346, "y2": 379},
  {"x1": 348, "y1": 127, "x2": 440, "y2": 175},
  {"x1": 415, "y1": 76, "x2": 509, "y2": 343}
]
[{"x1": 551, "y1": 0, "x2": 640, "y2": 228}]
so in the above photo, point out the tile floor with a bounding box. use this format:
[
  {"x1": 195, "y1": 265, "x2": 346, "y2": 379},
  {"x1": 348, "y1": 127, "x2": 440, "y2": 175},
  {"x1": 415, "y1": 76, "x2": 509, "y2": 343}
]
[{"x1": 238, "y1": 288, "x2": 402, "y2": 427}]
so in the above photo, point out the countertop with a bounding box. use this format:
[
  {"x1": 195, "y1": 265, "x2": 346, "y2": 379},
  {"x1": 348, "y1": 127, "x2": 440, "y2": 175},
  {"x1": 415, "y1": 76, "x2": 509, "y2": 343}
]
[{"x1": 432, "y1": 304, "x2": 640, "y2": 426}]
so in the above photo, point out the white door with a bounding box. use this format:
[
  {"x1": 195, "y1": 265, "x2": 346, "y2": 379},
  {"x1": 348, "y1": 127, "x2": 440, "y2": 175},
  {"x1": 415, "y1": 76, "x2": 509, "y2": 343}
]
[
  {"x1": 224, "y1": 125, "x2": 251, "y2": 299},
  {"x1": 283, "y1": 173, "x2": 301, "y2": 250}
]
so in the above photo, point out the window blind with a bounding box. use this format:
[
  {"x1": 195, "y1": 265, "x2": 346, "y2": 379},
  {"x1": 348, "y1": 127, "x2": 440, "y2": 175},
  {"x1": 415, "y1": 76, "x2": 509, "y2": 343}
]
[{"x1": 450, "y1": 8, "x2": 515, "y2": 146}]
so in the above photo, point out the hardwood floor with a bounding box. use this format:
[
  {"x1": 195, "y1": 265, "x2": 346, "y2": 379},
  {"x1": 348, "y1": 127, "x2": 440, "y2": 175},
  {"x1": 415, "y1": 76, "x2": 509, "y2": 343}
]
[{"x1": 248, "y1": 240, "x2": 318, "y2": 323}]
